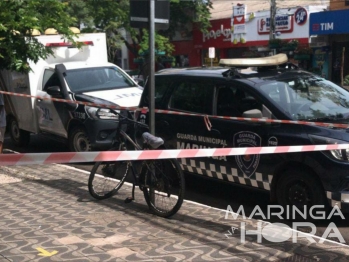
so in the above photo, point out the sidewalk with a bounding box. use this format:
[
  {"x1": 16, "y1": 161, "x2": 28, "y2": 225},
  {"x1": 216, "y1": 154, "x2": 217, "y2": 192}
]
[{"x1": 0, "y1": 162, "x2": 348, "y2": 262}]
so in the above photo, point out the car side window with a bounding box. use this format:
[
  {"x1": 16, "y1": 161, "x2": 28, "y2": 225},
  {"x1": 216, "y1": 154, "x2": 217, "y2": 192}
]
[
  {"x1": 43, "y1": 70, "x2": 61, "y2": 91},
  {"x1": 169, "y1": 80, "x2": 214, "y2": 114},
  {"x1": 142, "y1": 77, "x2": 171, "y2": 107},
  {"x1": 216, "y1": 85, "x2": 263, "y2": 117}
]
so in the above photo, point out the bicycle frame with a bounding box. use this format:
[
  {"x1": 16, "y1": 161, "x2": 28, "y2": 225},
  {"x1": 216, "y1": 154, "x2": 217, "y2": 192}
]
[
  {"x1": 114, "y1": 124, "x2": 152, "y2": 202},
  {"x1": 119, "y1": 129, "x2": 143, "y2": 151},
  {"x1": 88, "y1": 108, "x2": 184, "y2": 218}
]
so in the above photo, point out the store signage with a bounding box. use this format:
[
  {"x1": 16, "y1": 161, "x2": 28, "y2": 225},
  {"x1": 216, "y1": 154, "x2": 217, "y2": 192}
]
[
  {"x1": 203, "y1": 24, "x2": 231, "y2": 42},
  {"x1": 294, "y1": 7, "x2": 308, "y2": 25},
  {"x1": 208, "y1": 47, "x2": 215, "y2": 58},
  {"x1": 232, "y1": 4, "x2": 246, "y2": 34},
  {"x1": 257, "y1": 15, "x2": 293, "y2": 34},
  {"x1": 231, "y1": 4, "x2": 246, "y2": 44},
  {"x1": 310, "y1": 9, "x2": 349, "y2": 35},
  {"x1": 233, "y1": 24, "x2": 246, "y2": 35}
]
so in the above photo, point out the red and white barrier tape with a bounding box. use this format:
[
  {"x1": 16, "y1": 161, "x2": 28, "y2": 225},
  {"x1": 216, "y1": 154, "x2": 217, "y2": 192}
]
[
  {"x1": 153, "y1": 109, "x2": 349, "y2": 129},
  {"x1": 204, "y1": 115, "x2": 212, "y2": 131},
  {"x1": 0, "y1": 90, "x2": 138, "y2": 111},
  {"x1": 1, "y1": 144, "x2": 348, "y2": 166},
  {"x1": 2, "y1": 90, "x2": 349, "y2": 129}
]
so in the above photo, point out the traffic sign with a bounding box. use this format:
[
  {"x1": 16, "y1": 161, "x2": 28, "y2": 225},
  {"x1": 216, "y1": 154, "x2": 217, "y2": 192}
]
[{"x1": 130, "y1": 0, "x2": 170, "y2": 30}]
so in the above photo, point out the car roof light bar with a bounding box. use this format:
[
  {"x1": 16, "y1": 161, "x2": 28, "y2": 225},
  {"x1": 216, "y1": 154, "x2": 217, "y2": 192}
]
[{"x1": 219, "y1": 54, "x2": 288, "y2": 68}]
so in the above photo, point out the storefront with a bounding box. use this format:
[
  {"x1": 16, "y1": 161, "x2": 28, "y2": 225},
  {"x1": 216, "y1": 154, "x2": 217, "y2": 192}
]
[
  {"x1": 191, "y1": 5, "x2": 326, "y2": 68},
  {"x1": 310, "y1": 9, "x2": 349, "y2": 85}
]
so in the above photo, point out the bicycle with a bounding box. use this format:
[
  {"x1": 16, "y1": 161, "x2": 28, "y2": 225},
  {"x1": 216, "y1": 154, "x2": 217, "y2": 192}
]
[{"x1": 88, "y1": 109, "x2": 185, "y2": 218}]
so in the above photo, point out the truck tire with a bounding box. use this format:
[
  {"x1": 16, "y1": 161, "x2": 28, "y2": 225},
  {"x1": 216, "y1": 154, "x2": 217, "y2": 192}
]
[
  {"x1": 276, "y1": 169, "x2": 326, "y2": 209},
  {"x1": 9, "y1": 117, "x2": 30, "y2": 147},
  {"x1": 69, "y1": 127, "x2": 92, "y2": 152}
]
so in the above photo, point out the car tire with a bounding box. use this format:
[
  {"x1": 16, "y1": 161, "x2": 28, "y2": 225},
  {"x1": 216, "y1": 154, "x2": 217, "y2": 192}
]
[
  {"x1": 9, "y1": 117, "x2": 30, "y2": 147},
  {"x1": 68, "y1": 127, "x2": 92, "y2": 152},
  {"x1": 276, "y1": 169, "x2": 326, "y2": 210}
]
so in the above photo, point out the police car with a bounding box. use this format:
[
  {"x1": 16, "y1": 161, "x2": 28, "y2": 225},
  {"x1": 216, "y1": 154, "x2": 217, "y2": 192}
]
[{"x1": 136, "y1": 54, "x2": 349, "y2": 212}]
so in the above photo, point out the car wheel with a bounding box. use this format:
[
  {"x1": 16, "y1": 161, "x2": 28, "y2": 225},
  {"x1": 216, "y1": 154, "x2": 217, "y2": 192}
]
[
  {"x1": 69, "y1": 127, "x2": 91, "y2": 152},
  {"x1": 276, "y1": 169, "x2": 326, "y2": 209},
  {"x1": 9, "y1": 117, "x2": 30, "y2": 147}
]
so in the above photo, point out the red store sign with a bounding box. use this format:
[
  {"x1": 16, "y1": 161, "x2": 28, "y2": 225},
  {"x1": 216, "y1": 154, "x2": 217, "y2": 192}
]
[
  {"x1": 193, "y1": 19, "x2": 233, "y2": 49},
  {"x1": 257, "y1": 15, "x2": 294, "y2": 35}
]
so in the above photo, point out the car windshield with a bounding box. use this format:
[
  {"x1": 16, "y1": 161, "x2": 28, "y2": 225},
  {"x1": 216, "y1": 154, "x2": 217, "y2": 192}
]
[
  {"x1": 65, "y1": 67, "x2": 136, "y2": 93},
  {"x1": 260, "y1": 77, "x2": 349, "y2": 121}
]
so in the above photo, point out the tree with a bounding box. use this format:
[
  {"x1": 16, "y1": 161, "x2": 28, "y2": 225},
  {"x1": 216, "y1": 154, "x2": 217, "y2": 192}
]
[
  {"x1": 0, "y1": 0, "x2": 76, "y2": 73},
  {"x1": 63, "y1": 0, "x2": 94, "y2": 29},
  {"x1": 64, "y1": 0, "x2": 213, "y2": 63},
  {"x1": 165, "y1": 0, "x2": 212, "y2": 38},
  {"x1": 137, "y1": 29, "x2": 175, "y2": 80},
  {"x1": 65, "y1": 0, "x2": 128, "y2": 64}
]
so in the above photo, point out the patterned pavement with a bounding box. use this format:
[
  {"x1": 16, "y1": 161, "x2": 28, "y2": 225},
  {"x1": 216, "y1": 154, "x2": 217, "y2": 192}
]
[{"x1": 0, "y1": 163, "x2": 348, "y2": 262}]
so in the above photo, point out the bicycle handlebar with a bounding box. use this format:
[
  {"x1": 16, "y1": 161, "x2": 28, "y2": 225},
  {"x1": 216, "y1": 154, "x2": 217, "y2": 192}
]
[{"x1": 110, "y1": 108, "x2": 149, "y2": 129}]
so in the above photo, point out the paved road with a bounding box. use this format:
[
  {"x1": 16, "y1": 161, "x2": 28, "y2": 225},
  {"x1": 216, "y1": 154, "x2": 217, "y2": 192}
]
[{"x1": 1, "y1": 162, "x2": 349, "y2": 261}]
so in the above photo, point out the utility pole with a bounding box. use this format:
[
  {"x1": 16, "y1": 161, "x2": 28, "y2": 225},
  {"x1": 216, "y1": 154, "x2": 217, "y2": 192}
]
[
  {"x1": 149, "y1": 0, "x2": 155, "y2": 135},
  {"x1": 269, "y1": 0, "x2": 276, "y2": 40}
]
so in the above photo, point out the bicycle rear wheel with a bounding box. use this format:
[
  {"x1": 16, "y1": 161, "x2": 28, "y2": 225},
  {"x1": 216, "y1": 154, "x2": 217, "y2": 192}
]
[
  {"x1": 88, "y1": 160, "x2": 129, "y2": 200},
  {"x1": 142, "y1": 158, "x2": 185, "y2": 218}
]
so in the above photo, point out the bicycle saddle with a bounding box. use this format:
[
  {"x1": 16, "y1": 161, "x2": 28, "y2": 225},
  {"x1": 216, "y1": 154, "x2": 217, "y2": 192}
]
[{"x1": 142, "y1": 132, "x2": 164, "y2": 149}]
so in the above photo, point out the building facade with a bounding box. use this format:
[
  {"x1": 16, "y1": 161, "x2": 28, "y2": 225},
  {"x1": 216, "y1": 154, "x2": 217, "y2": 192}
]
[
  {"x1": 171, "y1": 4, "x2": 327, "y2": 71},
  {"x1": 309, "y1": 0, "x2": 349, "y2": 85}
]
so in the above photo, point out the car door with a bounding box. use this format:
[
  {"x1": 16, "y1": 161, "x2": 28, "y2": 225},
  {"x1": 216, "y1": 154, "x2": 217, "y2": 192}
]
[
  {"x1": 153, "y1": 76, "x2": 223, "y2": 176},
  {"x1": 34, "y1": 69, "x2": 70, "y2": 137},
  {"x1": 208, "y1": 82, "x2": 275, "y2": 189}
]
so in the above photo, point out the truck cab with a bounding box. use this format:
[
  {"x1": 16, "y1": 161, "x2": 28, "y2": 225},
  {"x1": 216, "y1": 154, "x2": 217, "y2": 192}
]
[{"x1": 1, "y1": 31, "x2": 142, "y2": 151}]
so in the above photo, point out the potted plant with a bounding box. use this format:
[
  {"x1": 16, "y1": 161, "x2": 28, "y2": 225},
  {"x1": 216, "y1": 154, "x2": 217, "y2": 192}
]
[
  {"x1": 133, "y1": 57, "x2": 145, "y2": 64},
  {"x1": 294, "y1": 46, "x2": 312, "y2": 60},
  {"x1": 343, "y1": 75, "x2": 349, "y2": 90},
  {"x1": 161, "y1": 56, "x2": 175, "y2": 63},
  {"x1": 268, "y1": 38, "x2": 283, "y2": 49},
  {"x1": 281, "y1": 39, "x2": 299, "y2": 51}
]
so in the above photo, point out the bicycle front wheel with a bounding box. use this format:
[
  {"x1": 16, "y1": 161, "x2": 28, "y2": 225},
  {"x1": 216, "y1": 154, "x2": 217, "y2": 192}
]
[
  {"x1": 142, "y1": 159, "x2": 185, "y2": 218},
  {"x1": 88, "y1": 161, "x2": 129, "y2": 200}
]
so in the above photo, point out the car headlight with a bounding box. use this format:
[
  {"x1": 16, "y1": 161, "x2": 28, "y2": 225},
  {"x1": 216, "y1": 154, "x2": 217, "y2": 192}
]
[
  {"x1": 309, "y1": 134, "x2": 349, "y2": 161},
  {"x1": 86, "y1": 106, "x2": 119, "y2": 120}
]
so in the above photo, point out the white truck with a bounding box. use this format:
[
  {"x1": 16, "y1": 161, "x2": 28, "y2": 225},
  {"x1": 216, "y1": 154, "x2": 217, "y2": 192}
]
[{"x1": 0, "y1": 31, "x2": 143, "y2": 152}]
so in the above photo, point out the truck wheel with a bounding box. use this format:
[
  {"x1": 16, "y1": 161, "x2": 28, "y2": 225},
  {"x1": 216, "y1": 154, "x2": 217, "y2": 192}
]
[
  {"x1": 9, "y1": 117, "x2": 30, "y2": 147},
  {"x1": 69, "y1": 127, "x2": 91, "y2": 152},
  {"x1": 276, "y1": 169, "x2": 326, "y2": 209}
]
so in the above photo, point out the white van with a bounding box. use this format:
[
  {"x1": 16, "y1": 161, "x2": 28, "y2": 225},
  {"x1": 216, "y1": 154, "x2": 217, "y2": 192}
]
[{"x1": 0, "y1": 31, "x2": 142, "y2": 151}]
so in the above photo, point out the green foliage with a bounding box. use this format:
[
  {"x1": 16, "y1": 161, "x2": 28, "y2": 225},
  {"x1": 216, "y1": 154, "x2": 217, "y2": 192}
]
[
  {"x1": 344, "y1": 75, "x2": 349, "y2": 86},
  {"x1": 268, "y1": 38, "x2": 283, "y2": 46},
  {"x1": 1, "y1": 0, "x2": 213, "y2": 71},
  {"x1": 0, "y1": 0, "x2": 76, "y2": 73},
  {"x1": 295, "y1": 46, "x2": 313, "y2": 55},
  {"x1": 62, "y1": 0, "x2": 94, "y2": 28},
  {"x1": 167, "y1": 0, "x2": 212, "y2": 36},
  {"x1": 138, "y1": 29, "x2": 174, "y2": 57},
  {"x1": 65, "y1": 0, "x2": 128, "y2": 63},
  {"x1": 64, "y1": 0, "x2": 212, "y2": 61},
  {"x1": 286, "y1": 39, "x2": 299, "y2": 47}
]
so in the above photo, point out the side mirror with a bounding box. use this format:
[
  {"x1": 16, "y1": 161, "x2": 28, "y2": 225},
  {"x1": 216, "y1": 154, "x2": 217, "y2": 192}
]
[
  {"x1": 242, "y1": 109, "x2": 263, "y2": 118},
  {"x1": 46, "y1": 86, "x2": 77, "y2": 111},
  {"x1": 46, "y1": 86, "x2": 62, "y2": 97}
]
